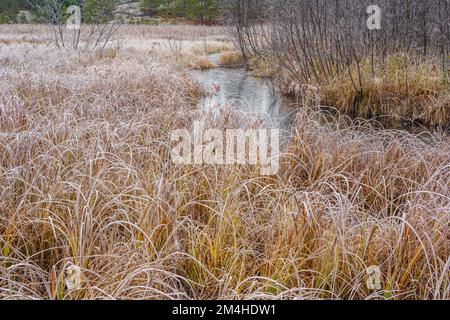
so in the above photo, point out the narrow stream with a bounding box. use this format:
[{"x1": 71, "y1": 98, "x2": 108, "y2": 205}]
[{"x1": 189, "y1": 54, "x2": 295, "y2": 130}]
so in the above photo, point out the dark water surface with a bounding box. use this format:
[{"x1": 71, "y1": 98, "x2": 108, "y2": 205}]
[{"x1": 189, "y1": 54, "x2": 295, "y2": 129}]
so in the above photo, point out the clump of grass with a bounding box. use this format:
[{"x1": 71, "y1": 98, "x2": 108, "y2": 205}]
[
  {"x1": 187, "y1": 55, "x2": 215, "y2": 70},
  {"x1": 218, "y1": 51, "x2": 244, "y2": 67},
  {"x1": 97, "y1": 48, "x2": 118, "y2": 60},
  {"x1": 320, "y1": 56, "x2": 449, "y2": 124}
]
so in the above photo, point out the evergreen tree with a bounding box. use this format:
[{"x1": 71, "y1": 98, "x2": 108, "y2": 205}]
[
  {"x1": 140, "y1": 0, "x2": 164, "y2": 16},
  {"x1": 139, "y1": 0, "x2": 218, "y2": 21},
  {"x1": 0, "y1": 0, "x2": 21, "y2": 22},
  {"x1": 83, "y1": 0, "x2": 118, "y2": 23}
]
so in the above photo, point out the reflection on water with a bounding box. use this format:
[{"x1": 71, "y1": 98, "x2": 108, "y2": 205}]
[{"x1": 189, "y1": 56, "x2": 294, "y2": 129}]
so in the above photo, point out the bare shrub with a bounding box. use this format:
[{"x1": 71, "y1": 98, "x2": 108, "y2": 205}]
[{"x1": 221, "y1": 0, "x2": 450, "y2": 127}]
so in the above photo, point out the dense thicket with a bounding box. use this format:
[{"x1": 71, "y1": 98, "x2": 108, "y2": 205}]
[
  {"x1": 221, "y1": 0, "x2": 450, "y2": 125},
  {"x1": 223, "y1": 0, "x2": 450, "y2": 77}
]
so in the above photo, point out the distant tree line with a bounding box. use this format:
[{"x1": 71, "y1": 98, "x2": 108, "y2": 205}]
[
  {"x1": 140, "y1": 0, "x2": 218, "y2": 22},
  {"x1": 0, "y1": 0, "x2": 220, "y2": 23},
  {"x1": 0, "y1": 0, "x2": 28, "y2": 22}
]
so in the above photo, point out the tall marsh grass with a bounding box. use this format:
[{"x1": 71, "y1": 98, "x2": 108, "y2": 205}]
[{"x1": 0, "y1": 25, "x2": 449, "y2": 300}]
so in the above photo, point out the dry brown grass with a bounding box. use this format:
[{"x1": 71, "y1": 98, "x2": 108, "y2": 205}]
[
  {"x1": 0, "y1": 25, "x2": 449, "y2": 300},
  {"x1": 187, "y1": 55, "x2": 215, "y2": 70},
  {"x1": 218, "y1": 51, "x2": 244, "y2": 67}
]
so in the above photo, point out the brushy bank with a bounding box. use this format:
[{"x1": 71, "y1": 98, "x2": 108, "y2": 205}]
[
  {"x1": 228, "y1": 0, "x2": 450, "y2": 129},
  {"x1": 248, "y1": 53, "x2": 450, "y2": 129}
]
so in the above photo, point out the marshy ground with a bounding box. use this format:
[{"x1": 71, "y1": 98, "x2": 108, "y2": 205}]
[{"x1": 0, "y1": 25, "x2": 449, "y2": 300}]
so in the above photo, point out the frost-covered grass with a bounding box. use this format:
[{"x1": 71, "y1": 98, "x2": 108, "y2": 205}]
[{"x1": 0, "y1": 25, "x2": 448, "y2": 300}]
